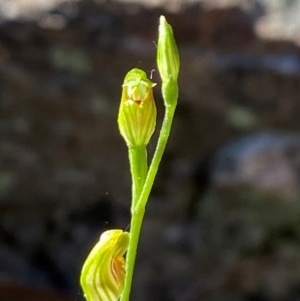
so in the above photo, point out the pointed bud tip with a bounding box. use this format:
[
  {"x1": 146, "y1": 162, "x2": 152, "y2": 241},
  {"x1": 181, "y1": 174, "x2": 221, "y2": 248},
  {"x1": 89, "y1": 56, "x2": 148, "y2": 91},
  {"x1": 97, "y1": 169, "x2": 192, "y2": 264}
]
[
  {"x1": 157, "y1": 15, "x2": 180, "y2": 84},
  {"x1": 160, "y1": 15, "x2": 166, "y2": 24}
]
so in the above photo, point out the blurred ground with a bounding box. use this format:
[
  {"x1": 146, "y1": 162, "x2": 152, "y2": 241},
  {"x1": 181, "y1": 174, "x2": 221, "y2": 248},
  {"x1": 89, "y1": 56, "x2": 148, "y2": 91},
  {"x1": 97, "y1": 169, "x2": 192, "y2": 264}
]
[
  {"x1": 4, "y1": 0, "x2": 300, "y2": 41},
  {"x1": 1, "y1": 0, "x2": 300, "y2": 301}
]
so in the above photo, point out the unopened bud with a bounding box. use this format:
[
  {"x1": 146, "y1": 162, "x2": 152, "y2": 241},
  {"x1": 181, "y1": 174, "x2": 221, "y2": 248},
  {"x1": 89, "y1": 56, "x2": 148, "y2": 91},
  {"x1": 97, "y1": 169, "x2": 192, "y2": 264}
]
[{"x1": 157, "y1": 15, "x2": 180, "y2": 84}]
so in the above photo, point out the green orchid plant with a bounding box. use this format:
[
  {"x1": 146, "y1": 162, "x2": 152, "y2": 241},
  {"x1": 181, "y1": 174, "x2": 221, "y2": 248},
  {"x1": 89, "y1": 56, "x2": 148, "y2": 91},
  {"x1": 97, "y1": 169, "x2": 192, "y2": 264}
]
[{"x1": 80, "y1": 15, "x2": 180, "y2": 301}]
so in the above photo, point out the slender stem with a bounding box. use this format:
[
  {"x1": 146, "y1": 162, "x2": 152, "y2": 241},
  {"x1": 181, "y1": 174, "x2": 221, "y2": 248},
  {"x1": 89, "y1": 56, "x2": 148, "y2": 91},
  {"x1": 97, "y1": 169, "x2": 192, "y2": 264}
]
[
  {"x1": 128, "y1": 145, "x2": 148, "y2": 212},
  {"x1": 120, "y1": 105, "x2": 177, "y2": 301},
  {"x1": 120, "y1": 207, "x2": 145, "y2": 301},
  {"x1": 121, "y1": 146, "x2": 147, "y2": 301},
  {"x1": 136, "y1": 105, "x2": 176, "y2": 210}
]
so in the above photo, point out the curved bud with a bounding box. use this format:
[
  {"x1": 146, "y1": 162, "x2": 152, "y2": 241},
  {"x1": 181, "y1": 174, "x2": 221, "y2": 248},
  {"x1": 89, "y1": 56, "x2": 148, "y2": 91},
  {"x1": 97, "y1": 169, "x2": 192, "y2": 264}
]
[
  {"x1": 80, "y1": 229, "x2": 130, "y2": 301},
  {"x1": 118, "y1": 68, "x2": 157, "y2": 147},
  {"x1": 157, "y1": 15, "x2": 180, "y2": 84}
]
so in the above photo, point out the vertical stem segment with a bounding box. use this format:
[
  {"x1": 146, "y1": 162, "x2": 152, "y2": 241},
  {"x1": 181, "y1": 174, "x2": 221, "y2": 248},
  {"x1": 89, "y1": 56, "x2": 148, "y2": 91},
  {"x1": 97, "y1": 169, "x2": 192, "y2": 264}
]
[
  {"x1": 120, "y1": 207, "x2": 145, "y2": 301},
  {"x1": 120, "y1": 105, "x2": 177, "y2": 301},
  {"x1": 128, "y1": 145, "x2": 148, "y2": 212},
  {"x1": 137, "y1": 106, "x2": 176, "y2": 209},
  {"x1": 122, "y1": 145, "x2": 147, "y2": 301}
]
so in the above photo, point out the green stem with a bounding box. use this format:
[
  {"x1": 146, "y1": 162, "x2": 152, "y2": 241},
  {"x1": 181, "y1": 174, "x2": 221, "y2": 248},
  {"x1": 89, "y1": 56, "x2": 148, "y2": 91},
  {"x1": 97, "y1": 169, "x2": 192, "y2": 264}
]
[
  {"x1": 136, "y1": 105, "x2": 176, "y2": 209},
  {"x1": 128, "y1": 145, "x2": 148, "y2": 211},
  {"x1": 121, "y1": 146, "x2": 147, "y2": 301},
  {"x1": 120, "y1": 104, "x2": 177, "y2": 301},
  {"x1": 120, "y1": 206, "x2": 145, "y2": 301}
]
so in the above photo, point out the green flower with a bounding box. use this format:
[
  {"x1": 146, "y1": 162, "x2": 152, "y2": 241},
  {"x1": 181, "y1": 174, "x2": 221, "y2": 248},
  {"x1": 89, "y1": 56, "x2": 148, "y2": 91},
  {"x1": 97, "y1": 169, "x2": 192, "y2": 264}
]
[
  {"x1": 80, "y1": 230, "x2": 129, "y2": 301},
  {"x1": 118, "y1": 68, "x2": 157, "y2": 147}
]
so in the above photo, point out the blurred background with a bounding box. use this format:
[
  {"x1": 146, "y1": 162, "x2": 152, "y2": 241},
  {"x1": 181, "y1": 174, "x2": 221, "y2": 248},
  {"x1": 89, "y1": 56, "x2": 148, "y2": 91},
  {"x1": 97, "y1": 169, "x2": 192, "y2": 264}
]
[{"x1": 1, "y1": 0, "x2": 300, "y2": 300}]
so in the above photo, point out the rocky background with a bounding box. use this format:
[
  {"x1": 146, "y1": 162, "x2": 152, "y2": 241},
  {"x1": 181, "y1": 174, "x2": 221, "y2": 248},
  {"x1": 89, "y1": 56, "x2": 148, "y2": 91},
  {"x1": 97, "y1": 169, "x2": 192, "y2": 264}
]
[{"x1": 1, "y1": 0, "x2": 300, "y2": 300}]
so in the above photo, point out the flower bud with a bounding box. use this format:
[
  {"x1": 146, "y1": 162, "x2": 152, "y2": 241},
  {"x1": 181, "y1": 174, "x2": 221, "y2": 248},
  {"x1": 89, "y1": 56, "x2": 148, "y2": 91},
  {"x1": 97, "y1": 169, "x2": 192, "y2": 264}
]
[
  {"x1": 80, "y1": 229, "x2": 129, "y2": 301},
  {"x1": 118, "y1": 68, "x2": 157, "y2": 147},
  {"x1": 157, "y1": 15, "x2": 180, "y2": 84}
]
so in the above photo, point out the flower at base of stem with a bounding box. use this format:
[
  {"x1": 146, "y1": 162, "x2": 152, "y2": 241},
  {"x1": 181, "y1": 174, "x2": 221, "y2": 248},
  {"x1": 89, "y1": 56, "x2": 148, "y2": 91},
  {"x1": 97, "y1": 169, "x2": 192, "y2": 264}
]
[{"x1": 80, "y1": 229, "x2": 129, "y2": 301}]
